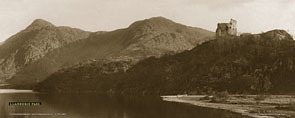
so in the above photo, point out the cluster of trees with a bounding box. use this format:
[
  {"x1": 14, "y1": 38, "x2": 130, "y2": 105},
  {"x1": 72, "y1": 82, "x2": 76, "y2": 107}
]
[
  {"x1": 35, "y1": 60, "x2": 133, "y2": 93},
  {"x1": 36, "y1": 30, "x2": 295, "y2": 95}
]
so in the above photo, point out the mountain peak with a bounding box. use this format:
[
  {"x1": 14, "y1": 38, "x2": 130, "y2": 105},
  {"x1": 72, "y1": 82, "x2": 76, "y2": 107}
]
[
  {"x1": 26, "y1": 19, "x2": 55, "y2": 31},
  {"x1": 128, "y1": 16, "x2": 175, "y2": 29},
  {"x1": 147, "y1": 16, "x2": 171, "y2": 21}
]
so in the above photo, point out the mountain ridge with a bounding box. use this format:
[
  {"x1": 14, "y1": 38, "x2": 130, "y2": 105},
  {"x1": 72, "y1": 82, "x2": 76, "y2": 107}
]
[{"x1": 1, "y1": 17, "x2": 214, "y2": 87}]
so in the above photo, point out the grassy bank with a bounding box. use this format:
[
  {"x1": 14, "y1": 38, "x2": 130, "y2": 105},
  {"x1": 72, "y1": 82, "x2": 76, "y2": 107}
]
[{"x1": 162, "y1": 95, "x2": 295, "y2": 118}]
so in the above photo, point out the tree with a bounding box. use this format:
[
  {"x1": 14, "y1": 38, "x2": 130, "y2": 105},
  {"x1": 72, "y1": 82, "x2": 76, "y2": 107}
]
[{"x1": 251, "y1": 68, "x2": 272, "y2": 93}]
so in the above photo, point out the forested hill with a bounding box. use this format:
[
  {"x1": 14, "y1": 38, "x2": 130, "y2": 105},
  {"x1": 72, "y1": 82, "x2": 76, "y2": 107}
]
[{"x1": 36, "y1": 30, "x2": 295, "y2": 95}]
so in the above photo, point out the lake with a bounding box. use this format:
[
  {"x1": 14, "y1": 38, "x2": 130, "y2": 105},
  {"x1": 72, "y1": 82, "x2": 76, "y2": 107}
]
[{"x1": 0, "y1": 89, "x2": 250, "y2": 118}]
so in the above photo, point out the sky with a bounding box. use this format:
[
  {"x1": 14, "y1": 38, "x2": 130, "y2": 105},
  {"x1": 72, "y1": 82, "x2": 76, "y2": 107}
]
[{"x1": 0, "y1": 0, "x2": 294, "y2": 42}]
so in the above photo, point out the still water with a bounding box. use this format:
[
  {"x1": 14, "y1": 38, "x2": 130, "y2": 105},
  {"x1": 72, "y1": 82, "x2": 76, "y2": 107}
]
[{"x1": 0, "y1": 89, "x2": 250, "y2": 118}]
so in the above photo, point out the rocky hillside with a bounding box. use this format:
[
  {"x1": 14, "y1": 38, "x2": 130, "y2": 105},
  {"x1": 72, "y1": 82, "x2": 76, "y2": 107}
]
[
  {"x1": 0, "y1": 19, "x2": 91, "y2": 82},
  {"x1": 5, "y1": 17, "x2": 214, "y2": 87},
  {"x1": 36, "y1": 30, "x2": 295, "y2": 95}
]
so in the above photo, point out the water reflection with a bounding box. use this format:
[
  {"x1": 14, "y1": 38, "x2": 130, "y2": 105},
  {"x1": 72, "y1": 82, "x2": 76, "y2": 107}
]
[{"x1": 0, "y1": 90, "x2": 250, "y2": 118}]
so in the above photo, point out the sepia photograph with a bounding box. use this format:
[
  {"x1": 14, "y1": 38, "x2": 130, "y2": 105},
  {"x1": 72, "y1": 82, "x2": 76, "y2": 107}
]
[{"x1": 0, "y1": 0, "x2": 295, "y2": 118}]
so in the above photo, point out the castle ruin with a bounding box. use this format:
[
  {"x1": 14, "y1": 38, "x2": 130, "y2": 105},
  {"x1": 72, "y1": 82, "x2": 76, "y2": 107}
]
[{"x1": 216, "y1": 19, "x2": 237, "y2": 39}]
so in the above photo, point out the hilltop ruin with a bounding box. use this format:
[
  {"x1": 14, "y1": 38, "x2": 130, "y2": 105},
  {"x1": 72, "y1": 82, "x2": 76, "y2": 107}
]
[{"x1": 216, "y1": 19, "x2": 237, "y2": 39}]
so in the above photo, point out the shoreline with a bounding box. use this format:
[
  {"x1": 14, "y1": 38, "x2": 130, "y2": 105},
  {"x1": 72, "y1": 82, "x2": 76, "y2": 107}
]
[
  {"x1": 162, "y1": 95, "x2": 294, "y2": 118},
  {"x1": 0, "y1": 89, "x2": 35, "y2": 94}
]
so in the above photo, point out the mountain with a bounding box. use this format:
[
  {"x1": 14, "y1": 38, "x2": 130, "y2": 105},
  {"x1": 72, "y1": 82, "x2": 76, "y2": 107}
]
[
  {"x1": 5, "y1": 17, "x2": 214, "y2": 87},
  {"x1": 0, "y1": 19, "x2": 91, "y2": 83},
  {"x1": 35, "y1": 30, "x2": 295, "y2": 95}
]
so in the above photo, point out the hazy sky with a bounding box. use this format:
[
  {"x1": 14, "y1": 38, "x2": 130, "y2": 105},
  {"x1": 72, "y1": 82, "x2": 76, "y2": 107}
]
[{"x1": 0, "y1": 0, "x2": 294, "y2": 42}]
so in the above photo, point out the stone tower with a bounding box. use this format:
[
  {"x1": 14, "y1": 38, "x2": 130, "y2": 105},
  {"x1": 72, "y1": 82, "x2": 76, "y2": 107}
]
[{"x1": 216, "y1": 19, "x2": 237, "y2": 39}]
